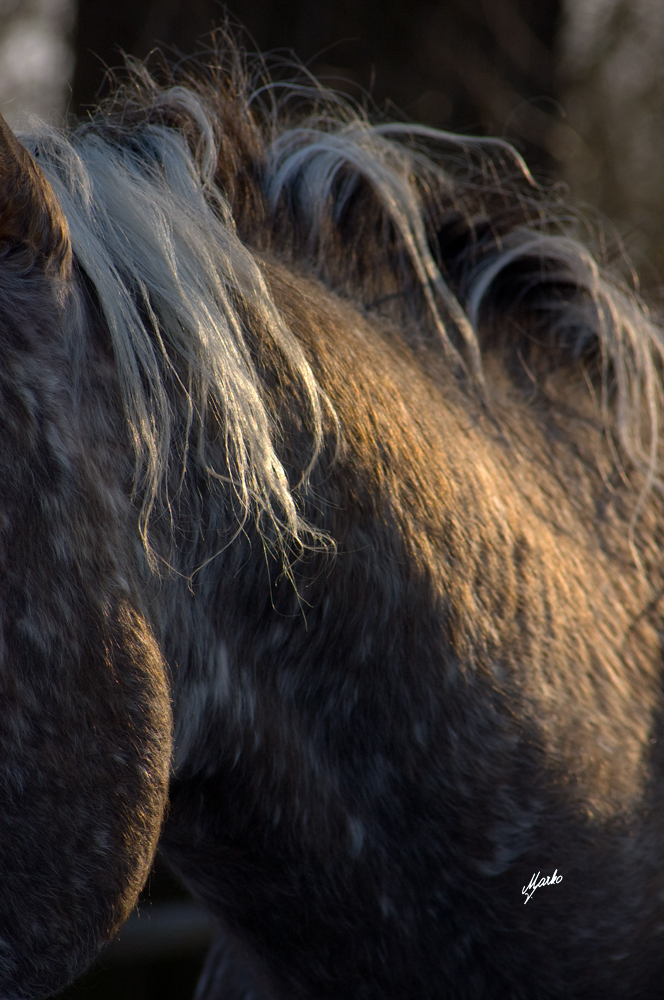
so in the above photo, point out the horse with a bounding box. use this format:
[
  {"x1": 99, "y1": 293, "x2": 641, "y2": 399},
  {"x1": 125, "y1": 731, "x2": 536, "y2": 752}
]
[{"x1": 2, "y1": 38, "x2": 664, "y2": 1000}]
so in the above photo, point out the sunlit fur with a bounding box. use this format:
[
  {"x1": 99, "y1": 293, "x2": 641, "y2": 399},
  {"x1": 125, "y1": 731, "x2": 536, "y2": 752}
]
[
  {"x1": 16, "y1": 47, "x2": 664, "y2": 568},
  {"x1": 3, "y1": 36, "x2": 664, "y2": 1000}
]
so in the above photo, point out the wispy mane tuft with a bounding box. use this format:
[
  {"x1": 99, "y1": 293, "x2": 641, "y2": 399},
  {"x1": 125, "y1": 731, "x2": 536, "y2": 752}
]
[
  {"x1": 14, "y1": 37, "x2": 664, "y2": 564},
  {"x1": 18, "y1": 83, "x2": 328, "y2": 568}
]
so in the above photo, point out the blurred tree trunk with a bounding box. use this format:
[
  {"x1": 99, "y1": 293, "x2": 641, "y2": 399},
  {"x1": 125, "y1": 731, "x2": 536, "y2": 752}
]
[
  {"x1": 0, "y1": 0, "x2": 75, "y2": 126},
  {"x1": 558, "y1": 0, "x2": 664, "y2": 289}
]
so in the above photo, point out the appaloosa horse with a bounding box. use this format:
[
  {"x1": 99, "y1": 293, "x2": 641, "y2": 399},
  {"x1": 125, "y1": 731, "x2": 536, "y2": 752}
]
[{"x1": 1, "y1": 42, "x2": 664, "y2": 1000}]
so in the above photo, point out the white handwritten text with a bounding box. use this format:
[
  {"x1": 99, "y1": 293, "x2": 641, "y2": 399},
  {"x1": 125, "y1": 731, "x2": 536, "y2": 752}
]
[{"x1": 522, "y1": 869, "x2": 563, "y2": 904}]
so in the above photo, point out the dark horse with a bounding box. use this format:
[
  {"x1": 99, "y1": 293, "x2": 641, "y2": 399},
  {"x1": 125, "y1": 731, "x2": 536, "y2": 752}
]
[{"x1": 2, "y1": 40, "x2": 664, "y2": 1000}]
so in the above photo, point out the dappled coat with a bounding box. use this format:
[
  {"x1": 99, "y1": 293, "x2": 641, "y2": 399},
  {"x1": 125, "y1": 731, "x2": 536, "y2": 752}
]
[{"x1": 1, "y1": 39, "x2": 664, "y2": 1000}]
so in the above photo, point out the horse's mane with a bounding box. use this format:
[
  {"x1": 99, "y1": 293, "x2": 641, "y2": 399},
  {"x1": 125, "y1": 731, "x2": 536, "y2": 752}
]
[{"x1": 14, "y1": 37, "x2": 664, "y2": 563}]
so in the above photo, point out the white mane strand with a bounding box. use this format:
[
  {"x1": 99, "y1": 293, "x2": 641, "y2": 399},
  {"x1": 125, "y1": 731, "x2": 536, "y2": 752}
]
[{"x1": 19, "y1": 93, "x2": 326, "y2": 565}]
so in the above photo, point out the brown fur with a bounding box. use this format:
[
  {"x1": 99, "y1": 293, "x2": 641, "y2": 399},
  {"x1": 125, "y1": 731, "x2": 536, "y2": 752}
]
[
  {"x1": 3, "y1": 41, "x2": 664, "y2": 1000},
  {"x1": 164, "y1": 259, "x2": 664, "y2": 997}
]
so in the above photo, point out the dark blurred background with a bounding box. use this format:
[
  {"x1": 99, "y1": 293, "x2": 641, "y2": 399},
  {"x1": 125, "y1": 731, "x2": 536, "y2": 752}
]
[
  {"x1": 72, "y1": 0, "x2": 562, "y2": 173},
  {"x1": 5, "y1": 0, "x2": 664, "y2": 286},
  {"x1": 1, "y1": 2, "x2": 662, "y2": 276},
  {"x1": 72, "y1": 0, "x2": 664, "y2": 291},
  {"x1": 0, "y1": 0, "x2": 655, "y2": 997}
]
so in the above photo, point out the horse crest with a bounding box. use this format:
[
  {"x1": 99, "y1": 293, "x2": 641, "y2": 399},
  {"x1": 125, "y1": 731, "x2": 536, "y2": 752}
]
[{"x1": 0, "y1": 36, "x2": 663, "y2": 1000}]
